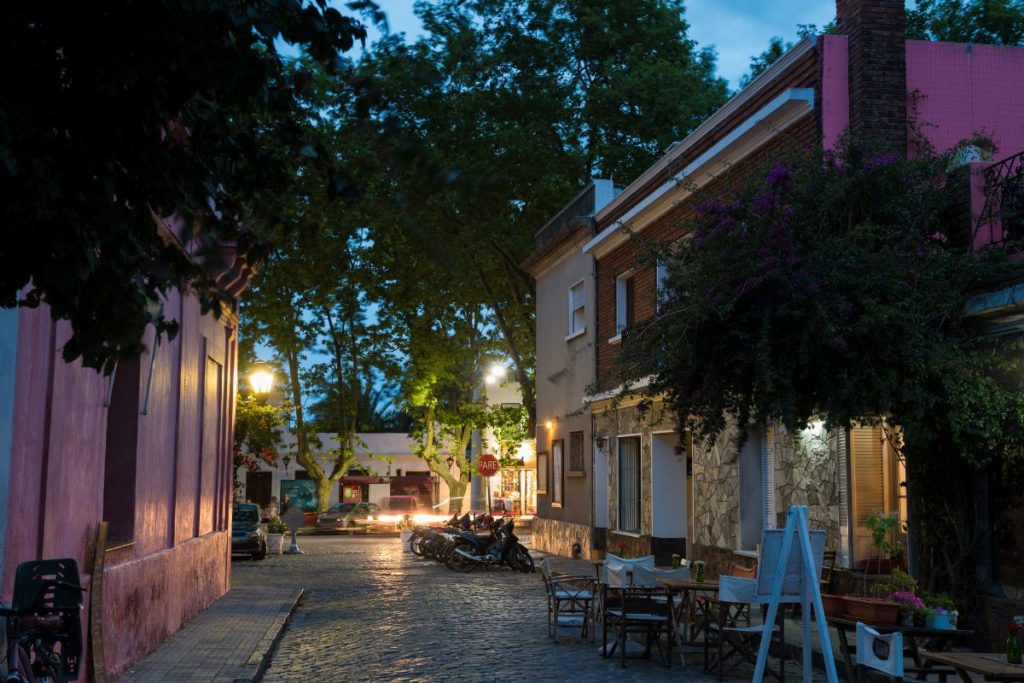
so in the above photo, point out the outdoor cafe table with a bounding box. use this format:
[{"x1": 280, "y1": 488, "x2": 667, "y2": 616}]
[
  {"x1": 921, "y1": 652, "x2": 1024, "y2": 682},
  {"x1": 659, "y1": 577, "x2": 721, "y2": 647},
  {"x1": 828, "y1": 616, "x2": 973, "y2": 682}
]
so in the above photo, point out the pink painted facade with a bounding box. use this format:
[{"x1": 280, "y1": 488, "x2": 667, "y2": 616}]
[
  {"x1": 906, "y1": 40, "x2": 1024, "y2": 158},
  {"x1": 3, "y1": 284, "x2": 239, "y2": 678}
]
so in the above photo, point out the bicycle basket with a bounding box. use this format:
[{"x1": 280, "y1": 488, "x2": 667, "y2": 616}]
[{"x1": 10, "y1": 558, "x2": 83, "y2": 682}]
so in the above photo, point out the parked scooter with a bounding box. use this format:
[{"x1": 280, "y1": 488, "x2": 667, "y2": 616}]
[{"x1": 447, "y1": 517, "x2": 534, "y2": 573}]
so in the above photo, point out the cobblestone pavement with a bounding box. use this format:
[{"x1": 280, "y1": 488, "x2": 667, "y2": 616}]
[{"x1": 232, "y1": 535, "x2": 835, "y2": 682}]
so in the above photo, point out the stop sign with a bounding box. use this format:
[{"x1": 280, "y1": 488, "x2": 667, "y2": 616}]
[{"x1": 476, "y1": 453, "x2": 500, "y2": 477}]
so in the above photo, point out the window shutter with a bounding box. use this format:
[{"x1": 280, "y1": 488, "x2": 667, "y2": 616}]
[
  {"x1": 850, "y1": 426, "x2": 885, "y2": 562},
  {"x1": 760, "y1": 425, "x2": 776, "y2": 530},
  {"x1": 836, "y1": 429, "x2": 851, "y2": 567},
  {"x1": 569, "y1": 282, "x2": 584, "y2": 311}
]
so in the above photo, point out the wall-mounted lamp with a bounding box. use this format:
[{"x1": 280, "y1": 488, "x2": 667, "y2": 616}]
[
  {"x1": 545, "y1": 420, "x2": 554, "y2": 430},
  {"x1": 595, "y1": 435, "x2": 608, "y2": 448},
  {"x1": 445, "y1": 455, "x2": 455, "y2": 468},
  {"x1": 281, "y1": 454, "x2": 291, "y2": 474},
  {"x1": 249, "y1": 361, "x2": 275, "y2": 399}
]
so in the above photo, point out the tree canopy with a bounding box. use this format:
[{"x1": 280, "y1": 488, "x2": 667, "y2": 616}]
[
  {"x1": 622, "y1": 138, "x2": 1024, "y2": 465},
  {"x1": 0, "y1": 1, "x2": 374, "y2": 371}
]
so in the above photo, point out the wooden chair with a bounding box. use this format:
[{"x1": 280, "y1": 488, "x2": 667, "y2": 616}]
[
  {"x1": 540, "y1": 557, "x2": 596, "y2": 643},
  {"x1": 820, "y1": 550, "x2": 838, "y2": 594},
  {"x1": 603, "y1": 567, "x2": 672, "y2": 668},
  {"x1": 703, "y1": 574, "x2": 785, "y2": 681}
]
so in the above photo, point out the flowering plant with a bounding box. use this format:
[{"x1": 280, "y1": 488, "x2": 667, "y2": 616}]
[
  {"x1": 1008, "y1": 622, "x2": 1022, "y2": 634},
  {"x1": 889, "y1": 591, "x2": 924, "y2": 611}
]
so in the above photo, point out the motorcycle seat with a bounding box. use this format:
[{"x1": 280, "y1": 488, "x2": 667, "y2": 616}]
[{"x1": 466, "y1": 533, "x2": 491, "y2": 543}]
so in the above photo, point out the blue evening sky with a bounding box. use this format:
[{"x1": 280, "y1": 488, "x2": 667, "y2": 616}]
[{"x1": 366, "y1": 1, "x2": 837, "y2": 91}]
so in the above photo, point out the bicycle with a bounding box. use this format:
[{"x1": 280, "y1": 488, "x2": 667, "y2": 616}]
[{"x1": 1, "y1": 559, "x2": 85, "y2": 683}]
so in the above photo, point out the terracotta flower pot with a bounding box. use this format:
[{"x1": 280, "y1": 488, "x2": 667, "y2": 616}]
[
  {"x1": 844, "y1": 597, "x2": 901, "y2": 624},
  {"x1": 821, "y1": 594, "x2": 847, "y2": 618}
]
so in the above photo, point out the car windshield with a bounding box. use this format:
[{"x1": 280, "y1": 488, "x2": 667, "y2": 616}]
[
  {"x1": 234, "y1": 506, "x2": 259, "y2": 523},
  {"x1": 327, "y1": 503, "x2": 355, "y2": 514}
]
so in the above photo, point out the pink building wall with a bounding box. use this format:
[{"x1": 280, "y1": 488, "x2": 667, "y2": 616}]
[
  {"x1": 906, "y1": 40, "x2": 1024, "y2": 157},
  {"x1": 3, "y1": 289, "x2": 237, "y2": 679}
]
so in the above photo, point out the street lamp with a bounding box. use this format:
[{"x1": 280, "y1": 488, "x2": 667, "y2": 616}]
[
  {"x1": 248, "y1": 361, "x2": 274, "y2": 399},
  {"x1": 281, "y1": 454, "x2": 291, "y2": 475},
  {"x1": 483, "y1": 363, "x2": 506, "y2": 385}
]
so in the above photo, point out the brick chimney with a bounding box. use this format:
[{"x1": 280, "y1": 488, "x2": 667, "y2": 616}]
[{"x1": 836, "y1": 0, "x2": 907, "y2": 153}]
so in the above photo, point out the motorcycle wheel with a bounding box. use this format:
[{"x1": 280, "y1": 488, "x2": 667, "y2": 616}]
[
  {"x1": 447, "y1": 545, "x2": 478, "y2": 572},
  {"x1": 409, "y1": 531, "x2": 427, "y2": 556},
  {"x1": 514, "y1": 545, "x2": 535, "y2": 573}
]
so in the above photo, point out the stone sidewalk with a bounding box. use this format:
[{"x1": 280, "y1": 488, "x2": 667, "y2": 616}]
[{"x1": 117, "y1": 585, "x2": 302, "y2": 683}]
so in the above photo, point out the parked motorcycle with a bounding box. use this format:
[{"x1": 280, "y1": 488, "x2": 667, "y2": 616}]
[{"x1": 447, "y1": 517, "x2": 534, "y2": 573}]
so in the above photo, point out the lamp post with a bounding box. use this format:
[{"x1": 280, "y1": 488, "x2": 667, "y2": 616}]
[{"x1": 471, "y1": 363, "x2": 507, "y2": 513}]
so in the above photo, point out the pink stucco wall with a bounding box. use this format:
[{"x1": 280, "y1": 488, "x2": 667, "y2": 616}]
[
  {"x1": 3, "y1": 290, "x2": 237, "y2": 679},
  {"x1": 906, "y1": 40, "x2": 1024, "y2": 157}
]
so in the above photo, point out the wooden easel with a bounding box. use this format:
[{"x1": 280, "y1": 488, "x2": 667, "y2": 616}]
[{"x1": 753, "y1": 505, "x2": 839, "y2": 683}]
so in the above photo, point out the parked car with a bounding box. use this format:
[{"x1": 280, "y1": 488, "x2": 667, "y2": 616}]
[
  {"x1": 315, "y1": 502, "x2": 382, "y2": 531},
  {"x1": 231, "y1": 503, "x2": 267, "y2": 560}
]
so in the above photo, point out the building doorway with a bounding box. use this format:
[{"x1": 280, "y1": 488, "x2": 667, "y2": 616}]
[{"x1": 245, "y1": 471, "x2": 272, "y2": 507}]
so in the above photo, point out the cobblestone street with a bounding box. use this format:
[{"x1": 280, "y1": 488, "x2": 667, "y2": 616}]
[{"x1": 232, "y1": 535, "x2": 831, "y2": 682}]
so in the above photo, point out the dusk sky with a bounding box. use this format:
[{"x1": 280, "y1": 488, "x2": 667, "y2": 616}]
[{"x1": 367, "y1": 1, "x2": 837, "y2": 90}]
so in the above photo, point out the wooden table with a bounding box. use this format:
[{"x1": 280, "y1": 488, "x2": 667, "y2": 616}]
[
  {"x1": 828, "y1": 617, "x2": 973, "y2": 682},
  {"x1": 921, "y1": 652, "x2": 1024, "y2": 682},
  {"x1": 659, "y1": 578, "x2": 721, "y2": 651}
]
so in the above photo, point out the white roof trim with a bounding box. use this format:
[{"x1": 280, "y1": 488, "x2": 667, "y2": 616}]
[
  {"x1": 583, "y1": 87, "x2": 815, "y2": 258},
  {"x1": 593, "y1": 37, "x2": 816, "y2": 228},
  {"x1": 583, "y1": 375, "x2": 654, "y2": 406}
]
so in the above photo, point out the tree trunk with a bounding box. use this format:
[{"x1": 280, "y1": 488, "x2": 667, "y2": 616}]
[
  {"x1": 448, "y1": 480, "x2": 468, "y2": 515},
  {"x1": 315, "y1": 477, "x2": 333, "y2": 514}
]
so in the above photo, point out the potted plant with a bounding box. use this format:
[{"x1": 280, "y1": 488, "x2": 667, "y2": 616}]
[
  {"x1": 266, "y1": 517, "x2": 288, "y2": 554},
  {"x1": 889, "y1": 591, "x2": 925, "y2": 626},
  {"x1": 922, "y1": 595, "x2": 958, "y2": 630}
]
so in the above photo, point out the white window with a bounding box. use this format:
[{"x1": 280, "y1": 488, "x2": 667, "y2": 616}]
[
  {"x1": 656, "y1": 261, "x2": 670, "y2": 312},
  {"x1": 615, "y1": 271, "x2": 635, "y2": 337},
  {"x1": 618, "y1": 436, "x2": 641, "y2": 532},
  {"x1": 567, "y1": 280, "x2": 585, "y2": 337}
]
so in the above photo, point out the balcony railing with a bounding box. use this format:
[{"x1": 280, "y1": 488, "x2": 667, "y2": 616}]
[
  {"x1": 977, "y1": 150, "x2": 1024, "y2": 247},
  {"x1": 533, "y1": 183, "x2": 598, "y2": 249}
]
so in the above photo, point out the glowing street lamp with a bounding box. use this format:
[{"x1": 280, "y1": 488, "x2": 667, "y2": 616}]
[
  {"x1": 248, "y1": 361, "x2": 274, "y2": 399},
  {"x1": 484, "y1": 363, "x2": 506, "y2": 385}
]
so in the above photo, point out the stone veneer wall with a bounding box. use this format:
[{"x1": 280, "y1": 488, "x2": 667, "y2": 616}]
[
  {"x1": 532, "y1": 516, "x2": 597, "y2": 560},
  {"x1": 690, "y1": 419, "x2": 842, "y2": 569},
  {"x1": 593, "y1": 400, "x2": 674, "y2": 540},
  {"x1": 772, "y1": 424, "x2": 841, "y2": 544}
]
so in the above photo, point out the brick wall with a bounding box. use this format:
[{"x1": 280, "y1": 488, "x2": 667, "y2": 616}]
[
  {"x1": 836, "y1": 0, "x2": 907, "y2": 151},
  {"x1": 595, "y1": 114, "x2": 820, "y2": 385},
  {"x1": 606, "y1": 48, "x2": 821, "y2": 223}
]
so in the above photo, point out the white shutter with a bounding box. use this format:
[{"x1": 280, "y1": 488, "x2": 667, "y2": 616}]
[
  {"x1": 836, "y1": 428, "x2": 851, "y2": 568},
  {"x1": 760, "y1": 425, "x2": 776, "y2": 530},
  {"x1": 850, "y1": 426, "x2": 885, "y2": 563}
]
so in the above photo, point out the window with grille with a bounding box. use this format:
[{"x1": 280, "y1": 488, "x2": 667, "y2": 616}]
[
  {"x1": 569, "y1": 431, "x2": 584, "y2": 473},
  {"x1": 618, "y1": 437, "x2": 641, "y2": 532},
  {"x1": 552, "y1": 439, "x2": 563, "y2": 507},
  {"x1": 568, "y1": 280, "x2": 585, "y2": 336}
]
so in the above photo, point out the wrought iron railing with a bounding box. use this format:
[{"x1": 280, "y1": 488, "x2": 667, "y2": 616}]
[
  {"x1": 978, "y1": 150, "x2": 1024, "y2": 246},
  {"x1": 533, "y1": 183, "x2": 597, "y2": 249}
]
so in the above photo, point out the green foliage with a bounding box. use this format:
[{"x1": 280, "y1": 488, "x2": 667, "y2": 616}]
[
  {"x1": 0, "y1": 2, "x2": 373, "y2": 372},
  {"x1": 907, "y1": 0, "x2": 1024, "y2": 45},
  {"x1": 623, "y1": 138, "x2": 1024, "y2": 468},
  {"x1": 234, "y1": 395, "x2": 288, "y2": 467},
  {"x1": 739, "y1": 37, "x2": 791, "y2": 89},
  {"x1": 352, "y1": 0, "x2": 729, "y2": 434},
  {"x1": 488, "y1": 403, "x2": 530, "y2": 465},
  {"x1": 866, "y1": 511, "x2": 904, "y2": 559},
  {"x1": 266, "y1": 517, "x2": 289, "y2": 534}
]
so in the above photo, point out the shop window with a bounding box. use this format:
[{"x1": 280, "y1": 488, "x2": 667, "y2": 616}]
[{"x1": 618, "y1": 436, "x2": 641, "y2": 532}]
